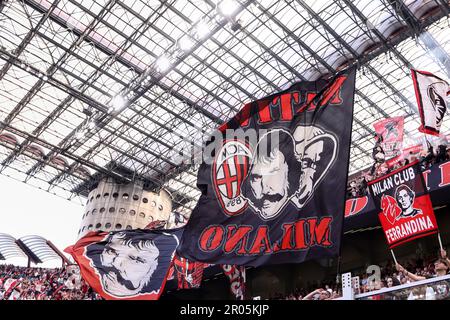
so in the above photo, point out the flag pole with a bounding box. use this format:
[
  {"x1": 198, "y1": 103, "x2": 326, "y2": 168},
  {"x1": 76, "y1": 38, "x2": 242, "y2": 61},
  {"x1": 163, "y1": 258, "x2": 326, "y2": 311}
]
[
  {"x1": 390, "y1": 249, "x2": 398, "y2": 265},
  {"x1": 438, "y1": 232, "x2": 444, "y2": 251},
  {"x1": 336, "y1": 255, "x2": 342, "y2": 284}
]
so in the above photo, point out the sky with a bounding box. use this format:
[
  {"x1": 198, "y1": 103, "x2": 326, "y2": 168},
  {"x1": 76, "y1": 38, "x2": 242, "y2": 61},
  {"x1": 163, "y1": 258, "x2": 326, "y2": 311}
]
[{"x1": 0, "y1": 174, "x2": 84, "y2": 268}]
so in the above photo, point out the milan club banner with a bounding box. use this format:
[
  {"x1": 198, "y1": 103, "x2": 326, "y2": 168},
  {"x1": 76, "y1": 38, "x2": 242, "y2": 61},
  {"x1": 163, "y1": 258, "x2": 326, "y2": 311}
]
[
  {"x1": 173, "y1": 255, "x2": 205, "y2": 289},
  {"x1": 373, "y1": 116, "x2": 404, "y2": 158},
  {"x1": 222, "y1": 265, "x2": 246, "y2": 300},
  {"x1": 368, "y1": 161, "x2": 438, "y2": 248},
  {"x1": 65, "y1": 228, "x2": 182, "y2": 300},
  {"x1": 411, "y1": 69, "x2": 449, "y2": 136},
  {"x1": 177, "y1": 67, "x2": 356, "y2": 266}
]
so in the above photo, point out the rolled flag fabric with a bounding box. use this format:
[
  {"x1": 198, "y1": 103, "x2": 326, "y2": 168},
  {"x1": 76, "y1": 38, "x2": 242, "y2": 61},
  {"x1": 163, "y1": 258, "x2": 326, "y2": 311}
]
[
  {"x1": 411, "y1": 69, "x2": 449, "y2": 136},
  {"x1": 65, "y1": 228, "x2": 183, "y2": 300},
  {"x1": 222, "y1": 264, "x2": 246, "y2": 300},
  {"x1": 173, "y1": 255, "x2": 205, "y2": 289}
]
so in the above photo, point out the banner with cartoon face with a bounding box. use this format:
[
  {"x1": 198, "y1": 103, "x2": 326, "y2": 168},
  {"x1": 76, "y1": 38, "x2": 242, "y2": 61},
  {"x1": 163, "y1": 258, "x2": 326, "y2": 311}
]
[
  {"x1": 65, "y1": 229, "x2": 182, "y2": 300},
  {"x1": 177, "y1": 68, "x2": 356, "y2": 266},
  {"x1": 368, "y1": 161, "x2": 438, "y2": 249},
  {"x1": 411, "y1": 69, "x2": 449, "y2": 136}
]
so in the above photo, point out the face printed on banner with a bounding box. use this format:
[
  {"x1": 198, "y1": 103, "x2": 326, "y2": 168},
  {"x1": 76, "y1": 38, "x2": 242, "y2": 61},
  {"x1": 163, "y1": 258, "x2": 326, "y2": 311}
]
[
  {"x1": 427, "y1": 83, "x2": 447, "y2": 128},
  {"x1": 93, "y1": 232, "x2": 160, "y2": 297},
  {"x1": 292, "y1": 126, "x2": 337, "y2": 208},
  {"x1": 296, "y1": 139, "x2": 324, "y2": 205},
  {"x1": 243, "y1": 130, "x2": 299, "y2": 220},
  {"x1": 238, "y1": 127, "x2": 337, "y2": 220},
  {"x1": 397, "y1": 190, "x2": 412, "y2": 210},
  {"x1": 395, "y1": 185, "x2": 422, "y2": 219},
  {"x1": 247, "y1": 149, "x2": 290, "y2": 216}
]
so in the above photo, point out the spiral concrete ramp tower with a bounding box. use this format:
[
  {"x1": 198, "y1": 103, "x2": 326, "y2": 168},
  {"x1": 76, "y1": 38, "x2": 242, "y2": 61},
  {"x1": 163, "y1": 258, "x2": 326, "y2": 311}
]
[{"x1": 77, "y1": 177, "x2": 172, "y2": 239}]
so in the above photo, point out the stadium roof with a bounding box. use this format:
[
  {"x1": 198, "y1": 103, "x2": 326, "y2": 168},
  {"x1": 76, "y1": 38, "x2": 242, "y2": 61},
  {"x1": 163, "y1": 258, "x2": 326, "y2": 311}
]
[
  {"x1": 0, "y1": 233, "x2": 68, "y2": 264},
  {"x1": 0, "y1": 0, "x2": 449, "y2": 214}
]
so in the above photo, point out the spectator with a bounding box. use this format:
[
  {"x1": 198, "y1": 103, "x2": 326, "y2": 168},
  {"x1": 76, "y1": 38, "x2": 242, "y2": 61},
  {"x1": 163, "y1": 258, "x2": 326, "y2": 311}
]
[
  {"x1": 396, "y1": 256, "x2": 449, "y2": 281},
  {"x1": 435, "y1": 144, "x2": 449, "y2": 163},
  {"x1": 302, "y1": 288, "x2": 331, "y2": 300},
  {"x1": 0, "y1": 264, "x2": 101, "y2": 300}
]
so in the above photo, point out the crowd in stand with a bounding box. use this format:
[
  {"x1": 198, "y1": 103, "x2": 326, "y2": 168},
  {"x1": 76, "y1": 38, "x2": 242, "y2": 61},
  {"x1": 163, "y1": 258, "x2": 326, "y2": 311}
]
[
  {"x1": 276, "y1": 249, "x2": 450, "y2": 300},
  {"x1": 2, "y1": 250, "x2": 449, "y2": 300},
  {"x1": 346, "y1": 140, "x2": 450, "y2": 199},
  {"x1": 0, "y1": 264, "x2": 101, "y2": 300}
]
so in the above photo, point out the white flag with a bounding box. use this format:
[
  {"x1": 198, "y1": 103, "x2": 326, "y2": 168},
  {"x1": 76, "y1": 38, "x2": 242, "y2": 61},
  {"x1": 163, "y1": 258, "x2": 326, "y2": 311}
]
[{"x1": 411, "y1": 69, "x2": 449, "y2": 136}]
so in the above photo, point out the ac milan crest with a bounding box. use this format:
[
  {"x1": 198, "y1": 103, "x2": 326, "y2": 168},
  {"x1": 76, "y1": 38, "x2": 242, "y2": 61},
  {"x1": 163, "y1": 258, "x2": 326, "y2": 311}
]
[{"x1": 212, "y1": 140, "x2": 251, "y2": 216}]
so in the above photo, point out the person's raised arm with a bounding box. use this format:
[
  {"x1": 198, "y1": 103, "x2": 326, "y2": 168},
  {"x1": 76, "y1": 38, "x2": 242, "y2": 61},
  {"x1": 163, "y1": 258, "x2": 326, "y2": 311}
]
[
  {"x1": 302, "y1": 288, "x2": 322, "y2": 300},
  {"x1": 440, "y1": 249, "x2": 450, "y2": 268},
  {"x1": 396, "y1": 263, "x2": 425, "y2": 281}
]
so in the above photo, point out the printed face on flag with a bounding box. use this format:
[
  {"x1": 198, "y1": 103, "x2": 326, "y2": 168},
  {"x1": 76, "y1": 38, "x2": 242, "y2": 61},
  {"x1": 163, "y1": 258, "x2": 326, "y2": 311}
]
[
  {"x1": 369, "y1": 162, "x2": 438, "y2": 248},
  {"x1": 66, "y1": 229, "x2": 182, "y2": 300},
  {"x1": 238, "y1": 127, "x2": 337, "y2": 220},
  {"x1": 93, "y1": 232, "x2": 160, "y2": 296},
  {"x1": 395, "y1": 185, "x2": 422, "y2": 217},
  {"x1": 177, "y1": 68, "x2": 356, "y2": 267},
  {"x1": 411, "y1": 69, "x2": 449, "y2": 136}
]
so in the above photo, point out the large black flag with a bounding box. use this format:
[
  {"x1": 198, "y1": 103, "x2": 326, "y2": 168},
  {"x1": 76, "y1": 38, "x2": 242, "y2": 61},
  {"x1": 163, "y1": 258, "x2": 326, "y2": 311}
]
[{"x1": 177, "y1": 68, "x2": 356, "y2": 267}]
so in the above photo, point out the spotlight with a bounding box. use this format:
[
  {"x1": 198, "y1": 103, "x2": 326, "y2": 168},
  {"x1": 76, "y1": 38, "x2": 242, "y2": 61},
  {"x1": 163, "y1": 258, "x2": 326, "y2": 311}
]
[
  {"x1": 110, "y1": 95, "x2": 127, "y2": 110},
  {"x1": 156, "y1": 56, "x2": 171, "y2": 72},
  {"x1": 194, "y1": 21, "x2": 210, "y2": 39},
  {"x1": 218, "y1": 0, "x2": 239, "y2": 16},
  {"x1": 178, "y1": 36, "x2": 194, "y2": 52}
]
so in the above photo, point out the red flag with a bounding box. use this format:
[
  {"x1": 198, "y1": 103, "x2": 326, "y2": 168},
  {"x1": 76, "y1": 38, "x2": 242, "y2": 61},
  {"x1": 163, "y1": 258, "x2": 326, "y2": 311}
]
[
  {"x1": 373, "y1": 116, "x2": 404, "y2": 158},
  {"x1": 369, "y1": 161, "x2": 439, "y2": 248},
  {"x1": 221, "y1": 265, "x2": 246, "y2": 300},
  {"x1": 173, "y1": 255, "x2": 205, "y2": 289}
]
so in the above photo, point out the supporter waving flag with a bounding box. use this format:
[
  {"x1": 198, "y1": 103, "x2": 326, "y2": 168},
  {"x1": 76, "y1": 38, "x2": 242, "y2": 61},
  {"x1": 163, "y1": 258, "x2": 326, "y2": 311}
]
[
  {"x1": 177, "y1": 67, "x2": 356, "y2": 266},
  {"x1": 411, "y1": 69, "x2": 449, "y2": 136},
  {"x1": 65, "y1": 228, "x2": 182, "y2": 300},
  {"x1": 368, "y1": 161, "x2": 438, "y2": 248},
  {"x1": 3, "y1": 278, "x2": 20, "y2": 300},
  {"x1": 222, "y1": 265, "x2": 246, "y2": 300}
]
